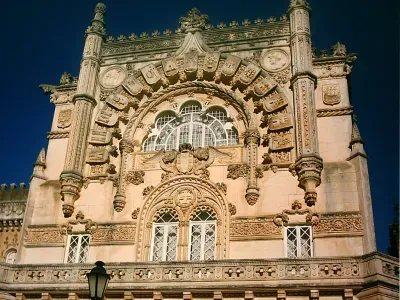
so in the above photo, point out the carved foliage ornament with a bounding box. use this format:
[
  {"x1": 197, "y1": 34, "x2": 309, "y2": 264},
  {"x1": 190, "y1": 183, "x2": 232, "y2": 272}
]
[
  {"x1": 179, "y1": 8, "x2": 210, "y2": 32},
  {"x1": 61, "y1": 211, "x2": 98, "y2": 234},
  {"x1": 273, "y1": 200, "x2": 320, "y2": 226}
]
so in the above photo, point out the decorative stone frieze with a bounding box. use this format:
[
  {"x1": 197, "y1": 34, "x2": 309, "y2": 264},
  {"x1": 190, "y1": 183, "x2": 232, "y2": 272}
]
[
  {"x1": 91, "y1": 224, "x2": 135, "y2": 244},
  {"x1": 230, "y1": 218, "x2": 281, "y2": 240},
  {"x1": 313, "y1": 213, "x2": 363, "y2": 236}
]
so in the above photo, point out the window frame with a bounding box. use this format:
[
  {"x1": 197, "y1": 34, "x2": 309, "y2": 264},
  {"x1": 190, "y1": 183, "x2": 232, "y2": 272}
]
[
  {"x1": 188, "y1": 219, "x2": 217, "y2": 261},
  {"x1": 150, "y1": 221, "x2": 179, "y2": 262},
  {"x1": 64, "y1": 233, "x2": 91, "y2": 263},
  {"x1": 284, "y1": 225, "x2": 313, "y2": 258},
  {"x1": 5, "y1": 249, "x2": 17, "y2": 264}
]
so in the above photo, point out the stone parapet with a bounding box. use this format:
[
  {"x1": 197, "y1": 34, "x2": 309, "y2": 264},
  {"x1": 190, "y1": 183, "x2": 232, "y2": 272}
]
[{"x1": 0, "y1": 253, "x2": 397, "y2": 294}]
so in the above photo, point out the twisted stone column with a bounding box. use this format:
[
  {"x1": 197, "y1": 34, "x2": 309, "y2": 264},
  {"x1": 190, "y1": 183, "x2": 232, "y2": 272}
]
[
  {"x1": 60, "y1": 3, "x2": 106, "y2": 217},
  {"x1": 244, "y1": 128, "x2": 261, "y2": 205},
  {"x1": 288, "y1": 0, "x2": 323, "y2": 206},
  {"x1": 113, "y1": 139, "x2": 134, "y2": 212}
]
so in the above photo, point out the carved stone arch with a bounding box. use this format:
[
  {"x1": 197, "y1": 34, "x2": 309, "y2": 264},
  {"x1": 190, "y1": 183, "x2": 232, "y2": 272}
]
[
  {"x1": 93, "y1": 51, "x2": 296, "y2": 211},
  {"x1": 136, "y1": 176, "x2": 229, "y2": 261}
]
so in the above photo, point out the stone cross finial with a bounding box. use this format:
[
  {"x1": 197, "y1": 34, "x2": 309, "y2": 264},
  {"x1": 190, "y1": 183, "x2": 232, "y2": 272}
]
[{"x1": 179, "y1": 8, "x2": 210, "y2": 32}]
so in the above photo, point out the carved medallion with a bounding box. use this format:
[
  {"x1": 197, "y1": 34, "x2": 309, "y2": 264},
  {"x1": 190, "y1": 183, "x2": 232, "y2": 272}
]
[
  {"x1": 141, "y1": 64, "x2": 161, "y2": 85},
  {"x1": 95, "y1": 110, "x2": 119, "y2": 126},
  {"x1": 173, "y1": 187, "x2": 196, "y2": 208},
  {"x1": 123, "y1": 76, "x2": 143, "y2": 95},
  {"x1": 322, "y1": 84, "x2": 341, "y2": 106},
  {"x1": 105, "y1": 93, "x2": 129, "y2": 110},
  {"x1": 268, "y1": 114, "x2": 293, "y2": 130},
  {"x1": 263, "y1": 93, "x2": 288, "y2": 112},
  {"x1": 162, "y1": 57, "x2": 179, "y2": 77},
  {"x1": 222, "y1": 55, "x2": 241, "y2": 76},
  {"x1": 86, "y1": 148, "x2": 109, "y2": 163},
  {"x1": 100, "y1": 66, "x2": 127, "y2": 89},
  {"x1": 261, "y1": 49, "x2": 290, "y2": 73},
  {"x1": 239, "y1": 63, "x2": 261, "y2": 85},
  {"x1": 184, "y1": 52, "x2": 198, "y2": 72},
  {"x1": 57, "y1": 109, "x2": 72, "y2": 129},
  {"x1": 203, "y1": 52, "x2": 220, "y2": 73},
  {"x1": 89, "y1": 130, "x2": 112, "y2": 145}
]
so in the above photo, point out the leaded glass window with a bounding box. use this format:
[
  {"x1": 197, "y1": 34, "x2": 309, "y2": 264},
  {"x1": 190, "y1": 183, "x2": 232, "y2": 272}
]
[
  {"x1": 65, "y1": 234, "x2": 90, "y2": 263},
  {"x1": 189, "y1": 210, "x2": 216, "y2": 261},
  {"x1": 151, "y1": 212, "x2": 179, "y2": 261},
  {"x1": 142, "y1": 102, "x2": 239, "y2": 151},
  {"x1": 285, "y1": 226, "x2": 313, "y2": 258}
]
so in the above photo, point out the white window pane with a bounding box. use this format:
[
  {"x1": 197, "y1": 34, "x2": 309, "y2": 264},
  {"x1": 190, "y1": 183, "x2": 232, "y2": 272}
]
[
  {"x1": 208, "y1": 109, "x2": 227, "y2": 123},
  {"x1": 204, "y1": 127, "x2": 215, "y2": 146},
  {"x1": 286, "y1": 227, "x2": 297, "y2": 258},
  {"x1": 299, "y1": 227, "x2": 312, "y2": 258},
  {"x1": 192, "y1": 124, "x2": 203, "y2": 148},
  {"x1": 152, "y1": 226, "x2": 165, "y2": 261},
  {"x1": 78, "y1": 235, "x2": 90, "y2": 263},
  {"x1": 204, "y1": 224, "x2": 216, "y2": 260},
  {"x1": 190, "y1": 224, "x2": 202, "y2": 261},
  {"x1": 181, "y1": 102, "x2": 201, "y2": 114},
  {"x1": 166, "y1": 226, "x2": 178, "y2": 261},
  {"x1": 179, "y1": 124, "x2": 190, "y2": 145},
  {"x1": 67, "y1": 235, "x2": 79, "y2": 263},
  {"x1": 156, "y1": 114, "x2": 175, "y2": 130}
]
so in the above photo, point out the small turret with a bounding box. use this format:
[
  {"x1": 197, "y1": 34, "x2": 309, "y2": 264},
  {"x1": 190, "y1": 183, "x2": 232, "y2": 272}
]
[
  {"x1": 31, "y1": 148, "x2": 47, "y2": 181},
  {"x1": 348, "y1": 115, "x2": 367, "y2": 160}
]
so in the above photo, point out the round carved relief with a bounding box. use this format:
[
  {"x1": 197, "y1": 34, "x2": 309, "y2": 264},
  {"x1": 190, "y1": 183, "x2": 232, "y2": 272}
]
[
  {"x1": 100, "y1": 66, "x2": 127, "y2": 89},
  {"x1": 173, "y1": 187, "x2": 197, "y2": 209},
  {"x1": 261, "y1": 49, "x2": 290, "y2": 73}
]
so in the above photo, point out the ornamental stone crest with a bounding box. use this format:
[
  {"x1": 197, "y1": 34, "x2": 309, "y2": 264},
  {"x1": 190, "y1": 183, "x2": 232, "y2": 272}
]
[
  {"x1": 179, "y1": 8, "x2": 210, "y2": 32},
  {"x1": 57, "y1": 109, "x2": 72, "y2": 129},
  {"x1": 322, "y1": 84, "x2": 341, "y2": 106}
]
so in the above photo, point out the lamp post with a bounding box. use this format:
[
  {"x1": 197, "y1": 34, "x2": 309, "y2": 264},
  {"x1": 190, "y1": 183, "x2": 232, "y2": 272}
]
[{"x1": 87, "y1": 261, "x2": 110, "y2": 300}]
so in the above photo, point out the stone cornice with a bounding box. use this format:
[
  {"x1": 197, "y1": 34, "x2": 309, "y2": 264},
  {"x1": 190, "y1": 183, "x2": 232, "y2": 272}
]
[{"x1": 1, "y1": 253, "x2": 398, "y2": 293}]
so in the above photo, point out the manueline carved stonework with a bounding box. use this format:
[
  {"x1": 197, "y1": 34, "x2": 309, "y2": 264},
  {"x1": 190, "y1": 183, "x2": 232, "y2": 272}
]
[{"x1": 57, "y1": 109, "x2": 73, "y2": 129}]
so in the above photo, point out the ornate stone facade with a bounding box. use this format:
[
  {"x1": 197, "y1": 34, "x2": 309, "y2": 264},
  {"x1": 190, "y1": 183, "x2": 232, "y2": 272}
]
[{"x1": 0, "y1": 2, "x2": 397, "y2": 300}]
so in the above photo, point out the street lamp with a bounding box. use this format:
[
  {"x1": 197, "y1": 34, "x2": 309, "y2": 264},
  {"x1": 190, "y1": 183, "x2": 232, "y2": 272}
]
[{"x1": 87, "y1": 261, "x2": 110, "y2": 300}]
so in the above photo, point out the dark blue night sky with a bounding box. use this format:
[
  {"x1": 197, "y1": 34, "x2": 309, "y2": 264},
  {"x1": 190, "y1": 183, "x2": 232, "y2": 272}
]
[{"x1": 0, "y1": 0, "x2": 398, "y2": 253}]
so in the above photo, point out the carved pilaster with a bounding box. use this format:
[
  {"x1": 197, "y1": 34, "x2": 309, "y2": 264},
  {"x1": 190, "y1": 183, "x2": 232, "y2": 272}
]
[
  {"x1": 288, "y1": 0, "x2": 323, "y2": 206},
  {"x1": 60, "y1": 3, "x2": 106, "y2": 218},
  {"x1": 244, "y1": 128, "x2": 260, "y2": 205},
  {"x1": 113, "y1": 139, "x2": 134, "y2": 212}
]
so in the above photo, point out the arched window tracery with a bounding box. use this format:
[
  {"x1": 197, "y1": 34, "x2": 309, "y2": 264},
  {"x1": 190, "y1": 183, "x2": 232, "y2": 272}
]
[{"x1": 142, "y1": 101, "x2": 239, "y2": 152}]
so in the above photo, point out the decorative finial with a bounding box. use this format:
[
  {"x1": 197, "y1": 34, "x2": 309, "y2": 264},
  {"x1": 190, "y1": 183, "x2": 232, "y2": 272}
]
[
  {"x1": 288, "y1": 0, "x2": 311, "y2": 10},
  {"x1": 179, "y1": 8, "x2": 210, "y2": 33},
  {"x1": 86, "y1": 3, "x2": 106, "y2": 36},
  {"x1": 331, "y1": 42, "x2": 347, "y2": 56}
]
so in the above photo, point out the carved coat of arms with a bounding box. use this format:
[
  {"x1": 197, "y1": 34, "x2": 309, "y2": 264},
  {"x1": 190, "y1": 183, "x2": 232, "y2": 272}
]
[
  {"x1": 323, "y1": 84, "x2": 341, "y2": 106},
  {"x1": 144, "y1": 143, "x2": 231, "y2": 181},
  {"x1": 57, "y1": 109, "x2": 72, "y2": 129}
]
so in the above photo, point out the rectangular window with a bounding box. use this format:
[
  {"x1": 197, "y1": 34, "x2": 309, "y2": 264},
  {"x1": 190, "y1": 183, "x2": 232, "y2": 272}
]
[
  {"x1": 150, "y1": 223, "x2": 178, "y2": 261},
  {"x1": 285, "y1": 226, "x2": 313, "y2": 258},
  {"x1": 189, "y1": 222, "x2": 216, "y2": 261},
  {"x1": 65, "y1": 234, "x2": 90, "y2": 263}
]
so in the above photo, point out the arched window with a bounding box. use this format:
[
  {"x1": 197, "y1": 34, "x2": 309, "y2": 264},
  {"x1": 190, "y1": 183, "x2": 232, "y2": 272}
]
[
  {"x1": 189, "y1": 210, "x2": 217, "y2": 261},
  {"x1": 150, "y1": 211, "x2": 179, "y2": 261},
  {"x1": 5, "y1": 249, "x2": 17, "y2": 264},
  {"x1": 142, "y1": 101, "x2": 239, "y2": 151}
]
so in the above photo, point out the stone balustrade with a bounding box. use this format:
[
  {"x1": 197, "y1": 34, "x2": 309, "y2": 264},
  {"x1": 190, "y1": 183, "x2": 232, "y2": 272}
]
[{"x1": 0, "y1": 252, "x2": 397, "y2": 294}]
